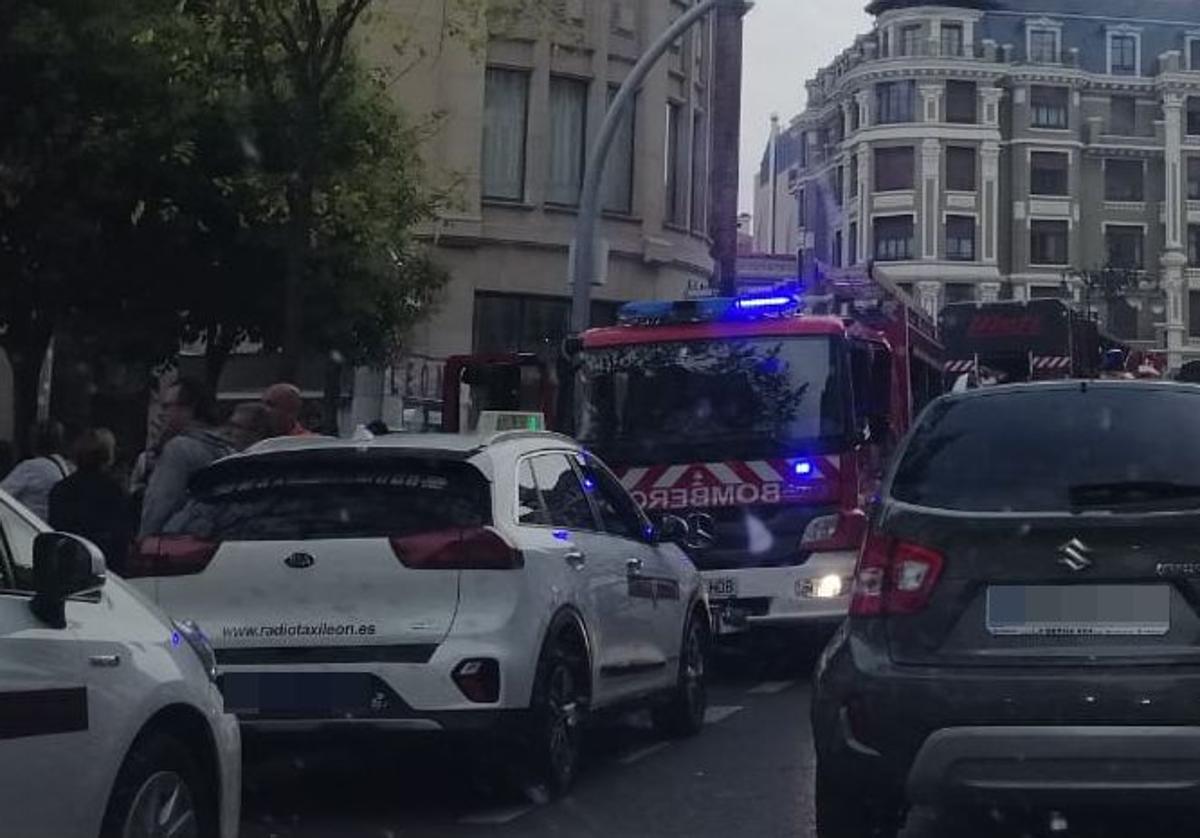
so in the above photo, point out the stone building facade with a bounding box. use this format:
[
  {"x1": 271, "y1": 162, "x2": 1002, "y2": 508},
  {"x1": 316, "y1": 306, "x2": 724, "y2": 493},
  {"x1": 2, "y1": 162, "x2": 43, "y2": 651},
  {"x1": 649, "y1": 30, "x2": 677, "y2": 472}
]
[{"x1": 782, "y1": 0, "x2": 1200, "y2": 370}]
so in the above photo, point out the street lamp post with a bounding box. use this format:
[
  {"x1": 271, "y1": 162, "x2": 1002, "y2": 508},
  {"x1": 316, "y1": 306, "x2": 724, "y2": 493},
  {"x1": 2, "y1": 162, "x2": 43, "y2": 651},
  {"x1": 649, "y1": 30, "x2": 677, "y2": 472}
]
[{"x1": 569, "y1": 0, "x2": 751, "y2": 333}]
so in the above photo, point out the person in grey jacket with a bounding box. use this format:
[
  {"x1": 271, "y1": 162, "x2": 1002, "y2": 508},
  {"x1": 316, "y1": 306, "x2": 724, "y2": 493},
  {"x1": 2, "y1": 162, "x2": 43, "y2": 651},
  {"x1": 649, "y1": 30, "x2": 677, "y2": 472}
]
[
  {"x1": 1, "y1": 421, "x2": 72, "y2": 523},
  {"x1": 138, "y1": 393, "x2": 273, "y2": 537}
]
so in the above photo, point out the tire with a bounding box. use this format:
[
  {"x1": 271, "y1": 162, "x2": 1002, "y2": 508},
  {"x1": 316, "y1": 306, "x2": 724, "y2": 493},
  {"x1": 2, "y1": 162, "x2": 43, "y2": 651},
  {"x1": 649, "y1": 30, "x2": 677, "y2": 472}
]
[
  {"x1": 101, "y1": 731, "x2": 217, "y2": 838},
  {"x1": 652, "y1": 611, "x2": 709, "y2": 738},
  {"x1": 815, "y1": 762, "x2": 902, "y2": 838},
  {"x1": 526, "y1": 639, "x2": 587, "y2": 797}
]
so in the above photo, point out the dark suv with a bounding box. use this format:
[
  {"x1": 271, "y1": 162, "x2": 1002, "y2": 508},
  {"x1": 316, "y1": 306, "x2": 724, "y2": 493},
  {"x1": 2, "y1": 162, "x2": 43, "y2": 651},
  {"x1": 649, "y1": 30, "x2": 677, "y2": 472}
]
[{"x1": 812, "y1": 381, "x2": 1200, "y2": 837}]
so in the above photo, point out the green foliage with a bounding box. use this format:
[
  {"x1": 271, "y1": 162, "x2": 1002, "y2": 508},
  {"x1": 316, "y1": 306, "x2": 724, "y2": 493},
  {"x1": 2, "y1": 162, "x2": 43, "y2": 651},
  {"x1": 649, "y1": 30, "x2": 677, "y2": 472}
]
[{"x1": 0, "y1": 0, "x2": 451, "y2": 421}]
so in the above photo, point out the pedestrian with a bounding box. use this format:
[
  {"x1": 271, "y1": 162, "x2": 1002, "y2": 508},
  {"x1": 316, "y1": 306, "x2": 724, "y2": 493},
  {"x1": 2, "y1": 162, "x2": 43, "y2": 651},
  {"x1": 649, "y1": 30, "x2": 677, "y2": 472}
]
[
  {"x1": 262, "y1": 382, "x2": 315, "y2": 437},
  {"x1": 139, "y1": 379, "x2": 231, "y2": 537},
  {"x1": 0, "y1": 420, "x2": 72, "y2": 522},
  {"x1": 138, "y1": 397, "x2": 273, "y2": 537},
  {"x1": 48, "y1": 428, "x2": 132, "y2": 574}
]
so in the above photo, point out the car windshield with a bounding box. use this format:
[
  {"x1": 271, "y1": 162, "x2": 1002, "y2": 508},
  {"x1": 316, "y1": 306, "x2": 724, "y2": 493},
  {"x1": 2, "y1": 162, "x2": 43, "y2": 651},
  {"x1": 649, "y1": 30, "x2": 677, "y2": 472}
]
[
  {"x1": 163, "y1": 459, "x2": 491, "y2": 540},
  {"x1": 892, "y1": 387, "x2": 1200, "y2": 512},
  {"x1": 575, "y1": 336, "x2": 846, "y2": 460}
]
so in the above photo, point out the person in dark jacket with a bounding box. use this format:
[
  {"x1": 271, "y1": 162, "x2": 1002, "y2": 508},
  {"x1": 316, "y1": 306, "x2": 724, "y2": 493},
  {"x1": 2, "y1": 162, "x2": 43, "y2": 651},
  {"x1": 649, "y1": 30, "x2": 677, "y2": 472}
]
[{"x1": 48, "y1": 428, "x2": 132, "y2": 574}]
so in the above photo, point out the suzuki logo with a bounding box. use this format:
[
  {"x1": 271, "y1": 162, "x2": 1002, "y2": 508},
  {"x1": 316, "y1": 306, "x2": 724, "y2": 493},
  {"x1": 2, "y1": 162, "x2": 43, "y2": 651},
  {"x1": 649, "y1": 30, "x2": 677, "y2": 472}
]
[
  {"x1": 1058, "y1": 539, "x2": 1093, "y2": 572},
  {"x1": 284, "y1": 552, "x2": 316, "y2": 570}
]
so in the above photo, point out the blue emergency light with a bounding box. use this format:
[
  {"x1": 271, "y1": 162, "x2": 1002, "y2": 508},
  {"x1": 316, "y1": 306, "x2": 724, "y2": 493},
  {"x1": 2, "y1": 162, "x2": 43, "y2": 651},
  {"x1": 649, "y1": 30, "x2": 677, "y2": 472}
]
[
  {"x1": 617, "y1": 293, "x2": 801, "y2": 326},
  {"x1": 793, "y1": 460, "x2": 814, "y2": 477}
]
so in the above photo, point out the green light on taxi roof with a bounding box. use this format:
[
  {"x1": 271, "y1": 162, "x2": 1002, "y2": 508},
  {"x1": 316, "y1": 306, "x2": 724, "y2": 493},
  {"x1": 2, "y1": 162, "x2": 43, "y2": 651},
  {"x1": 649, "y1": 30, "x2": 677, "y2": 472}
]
[{"x1": 527, "y1": 415, "x2": 543, "y2": 430}]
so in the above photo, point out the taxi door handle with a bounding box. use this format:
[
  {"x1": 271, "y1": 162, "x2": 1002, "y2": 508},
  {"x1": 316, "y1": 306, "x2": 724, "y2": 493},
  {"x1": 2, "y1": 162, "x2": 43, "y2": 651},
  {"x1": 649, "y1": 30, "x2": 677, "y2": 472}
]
[
  {"x1": 89, "y1": 654, "x2": 121, "y2": 668},
  {"x1": 564, "y1": 550, "x2": 587, "y2": 570}
]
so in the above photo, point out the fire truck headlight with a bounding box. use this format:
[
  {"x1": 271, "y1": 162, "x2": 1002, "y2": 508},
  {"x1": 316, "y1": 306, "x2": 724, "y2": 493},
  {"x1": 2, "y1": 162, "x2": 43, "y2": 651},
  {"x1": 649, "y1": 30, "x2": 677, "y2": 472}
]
[{"x1": 814, "y1": 574, "x2": 844, "y2": 599}]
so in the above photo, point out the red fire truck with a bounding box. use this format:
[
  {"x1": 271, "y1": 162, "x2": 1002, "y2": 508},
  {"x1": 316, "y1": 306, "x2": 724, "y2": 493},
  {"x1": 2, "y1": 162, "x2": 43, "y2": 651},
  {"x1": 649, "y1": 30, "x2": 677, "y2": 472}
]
[
  {"x1": 568, "y1": 292, "x2": 940, "y2": 635},
  {"x1": 442, "y1": 285, "x2": 942, "y2": 636}
]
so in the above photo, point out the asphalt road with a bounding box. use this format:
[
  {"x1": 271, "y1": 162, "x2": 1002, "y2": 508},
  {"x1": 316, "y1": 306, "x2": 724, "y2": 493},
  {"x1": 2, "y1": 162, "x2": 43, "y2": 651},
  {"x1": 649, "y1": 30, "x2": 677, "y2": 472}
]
[{"x1": 239, "y1": 651, "x2": 1200, "y2": 838}]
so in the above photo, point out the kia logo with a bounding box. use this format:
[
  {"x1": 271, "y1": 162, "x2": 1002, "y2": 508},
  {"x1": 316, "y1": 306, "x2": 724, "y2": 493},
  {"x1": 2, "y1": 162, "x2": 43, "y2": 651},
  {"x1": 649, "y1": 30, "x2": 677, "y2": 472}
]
[{"x1": 284, "y1": 552, "x2": 316, "y2": 570}]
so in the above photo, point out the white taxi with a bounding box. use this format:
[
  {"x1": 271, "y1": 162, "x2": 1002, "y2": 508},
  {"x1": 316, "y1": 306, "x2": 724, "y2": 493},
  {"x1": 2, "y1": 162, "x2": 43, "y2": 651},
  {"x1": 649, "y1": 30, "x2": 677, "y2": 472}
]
[
  {"x1": 130, "y1": 431, "x2": 710, "y2": 795},
  {"x1": 0, "y1": 489, "x2": 240, "y2": 838}
]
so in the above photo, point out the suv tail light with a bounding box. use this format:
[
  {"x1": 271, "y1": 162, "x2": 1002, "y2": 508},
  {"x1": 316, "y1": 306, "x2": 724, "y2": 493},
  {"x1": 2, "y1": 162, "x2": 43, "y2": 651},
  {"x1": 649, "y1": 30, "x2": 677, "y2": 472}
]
[
  {"x1": 452, "y1": 658, "x2": 500, "y2": 703},
  {"x1": 126, "y1": 536, "x2": 220, "y2": 579},
  {"x1": 801, "y1": 510, "x2": 868, "y2": 552},
  {"x1": 848, "y1": 530, "x2": 944, "y2": 617},
  {"x1": 391, "y1": 528, "x2": 523, "y2": 570}
]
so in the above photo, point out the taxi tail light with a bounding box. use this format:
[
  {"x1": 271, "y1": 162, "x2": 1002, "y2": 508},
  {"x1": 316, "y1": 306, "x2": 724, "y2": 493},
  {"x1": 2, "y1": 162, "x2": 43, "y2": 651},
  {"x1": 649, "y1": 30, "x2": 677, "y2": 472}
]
[
  {"x1": 390, "y1": 528, "x2": 523, "y2": 570},
  {"x1": 848, "y1": 531, "x2": 944, "y2": 617},
  {"x1": 125, "y1": 536, "x2": 220, "y2": 579},
  {"x1": 453, "y1": 658, "x2": 500, "y2": 703}
]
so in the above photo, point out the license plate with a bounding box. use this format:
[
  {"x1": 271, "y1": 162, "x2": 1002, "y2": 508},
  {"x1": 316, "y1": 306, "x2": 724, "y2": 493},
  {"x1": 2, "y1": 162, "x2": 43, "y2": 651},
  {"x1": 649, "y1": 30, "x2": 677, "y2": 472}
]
[
  {"x1": 986, "y1": 585, "x2": 1171, "y2": 637},
  {"x1": 220, "y1": 672, "x2": 376, "y2": 716},
  {"x1": 706, "y1": 576, "x2": 738, "y2": 600}
]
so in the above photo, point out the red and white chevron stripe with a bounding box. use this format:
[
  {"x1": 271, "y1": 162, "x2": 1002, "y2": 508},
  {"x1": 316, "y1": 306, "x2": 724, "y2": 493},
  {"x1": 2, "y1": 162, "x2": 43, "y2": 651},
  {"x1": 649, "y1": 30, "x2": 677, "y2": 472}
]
[
  {"x1": 1032, "y1": 356, "x2": 1071, "y2": 370},
  {"x1": 614, "y1": 458, "x2": 841, "y2": 511}
]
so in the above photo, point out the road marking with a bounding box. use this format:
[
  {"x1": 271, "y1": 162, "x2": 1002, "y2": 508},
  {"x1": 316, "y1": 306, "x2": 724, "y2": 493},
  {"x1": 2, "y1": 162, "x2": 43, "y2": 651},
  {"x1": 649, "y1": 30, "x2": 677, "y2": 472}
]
[
  {"x1": 748, "y1": 680, "x2": 796, "y2": 695},
  {"x1": 704, "y1": 705, "x2": 743, "y2": 725},
  {"x1": 617, "y1": 741, "x2": 671, "y2": 765},
  {"x1": 459, "y1": 805, "x2": 535, "y2": 825}
]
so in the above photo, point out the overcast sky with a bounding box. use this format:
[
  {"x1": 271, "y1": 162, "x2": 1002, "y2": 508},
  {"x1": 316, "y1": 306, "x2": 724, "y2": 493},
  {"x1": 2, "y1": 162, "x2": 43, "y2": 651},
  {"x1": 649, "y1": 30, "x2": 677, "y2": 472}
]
[{"x1": 739, "y1": 1, "x2": 871, "y2": 213}]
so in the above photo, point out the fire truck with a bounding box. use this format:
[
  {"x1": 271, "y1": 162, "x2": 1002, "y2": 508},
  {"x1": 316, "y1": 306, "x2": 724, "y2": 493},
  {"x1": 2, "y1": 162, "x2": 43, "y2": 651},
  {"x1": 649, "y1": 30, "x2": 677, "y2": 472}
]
[
  {"x1": 443, "y1": 286, "x2": 942, "y2": 636},
  {"x1": 940, "y1": 298, "x2": 1114, "y2": 384}
]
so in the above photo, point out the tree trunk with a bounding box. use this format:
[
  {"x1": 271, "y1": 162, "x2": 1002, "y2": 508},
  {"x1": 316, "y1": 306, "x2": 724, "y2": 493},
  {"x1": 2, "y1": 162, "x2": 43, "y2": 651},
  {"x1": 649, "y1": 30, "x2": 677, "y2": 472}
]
[
  {"x1": 322, "y1": 355, "x2": 342, "y2": 436},
  {"x1": 280, "y1": 173, "x2": 313, "y2": 382},
  {"x1": 5, "y1": 327, "x2": 53, "y2": 456},
  {"x1": 203, "y1": 325, "x2": 233, "y2": 395}
]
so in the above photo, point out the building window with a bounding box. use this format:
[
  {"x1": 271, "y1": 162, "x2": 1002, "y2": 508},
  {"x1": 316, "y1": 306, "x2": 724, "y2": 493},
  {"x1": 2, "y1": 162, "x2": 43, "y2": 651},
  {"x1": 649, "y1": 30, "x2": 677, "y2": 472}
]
[
  {"x1": 797, "y1": 187, "x2": 806, "y2": 228},
  {"x1": 665, "y1": 101, "x2": 683, "y2": 225},
  {"x1": 1108, "y1": 33, "x2": 1139, "y2": 76},
  {"x1": 940, "y1": 23, "x2": 964, "y2": 57},
  {"x1": 899, "y1": 24, "x2": 922, "y2": 57},
  {"x1": 849, "y1": 153, "x2": 859, "y2": 197},
  {"x1": 1109, "y1": 96, "x2": 1136, "y2": 136},
  {"x1": 1190, "y1": 225, "x2": 1200, "y2": 264},
  {"x1": 690, "y1": 112, "x2": 707, "y2": 232},
  {"x1": 832, "y1": 230, "x2": 843, "y2": 268},
  {"x1": 1105, "y1": 159, "x2": 1144, "y2": 202},
  {"x1": 1030, "y1": 151, "x2": 1069, "y2": 196},
  {"x1": 1028, "y1": 28, "x2": 1060, "y2": 64},
  {"x1": 876, "y1": 81, "x2": 916, "y2": 125},
  {"x1": 874, "y1": 216, "x2": 914, "y2": 262},
  {"x1": 849, "y1": 102, "x2": 861, "y2": 132},
  {"x1": 482, "y1": 68, "x2": 529, "y2": 201},
  {"x1": 1030, "y1": 220, "x2": 1070, "y2": 266},
  {"x1": 1190, "y1": 291, "x2": 1200, "y2": 338},
  {"x1": 849, "y1": 222, "x2": 859, "y2": 265},
  {"x1": 880, "y1": 29, "x2": 890, "y2": 58},
  {"x1": 875, "y1": 146, "x2": 914, "y2": 192},
  {"x1": 603, "y1": 87, "x2": 635, "y2": 214},
  {"x1": 945, "y1": 80, "x2": 977, "y2": 124},
  {"x1": 473, "y1": 293, "x2": 619, "y2": 354},
  {"x1": 1030, "y1": 85, "x2": 1069, "y2": 129},
  {"x1": 946, "y1": 146, "x2": 977, "y2": 191},
  {"x1": 1105, "y1": 225, "x2": 1144, "y2": 269},
  {"x1": 833, "y1": 164, "x2": 845, "y2": 206},
  {"x1": 946, "y1": 216, "x2": 976, "y2": 261},
  {"x1": 547, "y1": 76, "x2": 588, "y2": 205},
  {"x1": 1190, "y1": 38, "x2": 1200, "y2": 72},
  {"x1": 799, "y1": 132, "x2": 809, "y2": 168},
  {"x1": 945, "y1": 282, "x2": 975, "y2": 303},
  {"x1": 1189, "y1": 158, "x2": 1200, "y2": 201},
  {"x1": 1189, "y1": 98, "x2": 1200, "y2": 136}
]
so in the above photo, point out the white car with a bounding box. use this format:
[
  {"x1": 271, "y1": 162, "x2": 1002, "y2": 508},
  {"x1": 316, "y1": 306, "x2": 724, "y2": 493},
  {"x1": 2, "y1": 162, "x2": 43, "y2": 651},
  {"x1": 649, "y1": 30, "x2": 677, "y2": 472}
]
[
  {"x1": 129, "y1": 431, "x2": 710, "y2": 793},
  {"x1": 0, "y1": 489, "x2": 240, "y2": 838}
]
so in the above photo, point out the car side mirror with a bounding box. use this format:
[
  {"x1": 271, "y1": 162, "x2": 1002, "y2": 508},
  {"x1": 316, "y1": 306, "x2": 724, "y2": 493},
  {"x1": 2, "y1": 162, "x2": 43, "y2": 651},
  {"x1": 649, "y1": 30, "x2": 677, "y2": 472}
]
[
  {"x1": 656, "y1": 514, "x2": 690, "y2": 545},
  {"x1": 30, "y1": 532, "x2": 106, "y2": 629}
]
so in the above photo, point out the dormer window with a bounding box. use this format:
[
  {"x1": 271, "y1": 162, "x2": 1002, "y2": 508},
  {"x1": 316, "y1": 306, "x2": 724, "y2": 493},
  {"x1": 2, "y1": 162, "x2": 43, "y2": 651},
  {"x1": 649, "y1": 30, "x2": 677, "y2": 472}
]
[
  {"x1": 1107, "y1": 26, "x2": 1141, "y2": 77},
  {"x1": 1026, "y1": 18, "x2": 1062, "y2": 64}
]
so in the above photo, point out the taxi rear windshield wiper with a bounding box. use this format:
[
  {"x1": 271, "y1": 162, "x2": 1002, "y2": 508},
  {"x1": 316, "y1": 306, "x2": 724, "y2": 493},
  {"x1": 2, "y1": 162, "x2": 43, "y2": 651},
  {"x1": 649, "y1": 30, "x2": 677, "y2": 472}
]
[{"x1": 1068, "y1": 481, "x2": 1200, "y2": 508}]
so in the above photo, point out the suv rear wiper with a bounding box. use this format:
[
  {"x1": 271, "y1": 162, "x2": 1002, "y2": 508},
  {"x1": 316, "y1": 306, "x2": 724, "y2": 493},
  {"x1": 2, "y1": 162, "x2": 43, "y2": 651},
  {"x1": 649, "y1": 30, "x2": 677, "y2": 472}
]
[{"x1": 1068, "y1": 481, "x2": 1200, "y2": 508}]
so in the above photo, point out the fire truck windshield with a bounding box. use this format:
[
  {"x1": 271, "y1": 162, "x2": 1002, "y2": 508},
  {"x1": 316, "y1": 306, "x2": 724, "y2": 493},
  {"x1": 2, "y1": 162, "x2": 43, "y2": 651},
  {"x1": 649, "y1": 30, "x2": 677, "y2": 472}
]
[{"x1": 575, "y1": 335, "x2": 846, "y2": 461}]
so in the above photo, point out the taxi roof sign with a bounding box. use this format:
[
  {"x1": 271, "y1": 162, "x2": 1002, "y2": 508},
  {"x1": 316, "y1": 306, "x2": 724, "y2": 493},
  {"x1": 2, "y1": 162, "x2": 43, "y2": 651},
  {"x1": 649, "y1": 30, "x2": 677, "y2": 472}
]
[{"x1": 477, "y1": 411, "x2": 546, "y2": 434}]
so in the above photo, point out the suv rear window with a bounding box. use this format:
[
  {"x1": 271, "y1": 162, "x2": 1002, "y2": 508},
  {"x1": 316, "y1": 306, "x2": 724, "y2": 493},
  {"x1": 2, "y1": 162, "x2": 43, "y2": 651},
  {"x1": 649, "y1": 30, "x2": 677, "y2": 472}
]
[
  {"x1": 891, "y1": 386, "x2": 1200, "y2": 512},
  {"x1": 163, "y1": 458, "x2": 491, "y2": 540}
]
